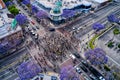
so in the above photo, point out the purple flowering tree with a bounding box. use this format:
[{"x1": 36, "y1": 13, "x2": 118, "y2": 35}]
[
  {"x1": 62, "y1": 10, "x2": 75, "y2": 19},
  {"x1": 15, "y1": 13, "x2": 28, "y2": 25},
  {"x1": 60, "y1": 65, "x2": 78, "y2": 80},
  {"x1": 85, "y1": 48, "x2": 108, "y2": 66},
  {"x1": 17, "y1": 60, "x2": 41, "y2": 80},
  {"x1": 31, "y1": 5, "x2": 38, "y2": 14},
  {"x1": 92, "y1": 23, "x2": 105, "y2": 31},
  {"x1": 22, "y1": 0, "x2": 30, "y2": 5},
  {"x1": 107, "y1": 14, "x2": 119, "y2": 23},
  {"x1": 36, "y1": 10, "x2": 48, "y2": 19},
  {"x1": 5, "y1": 1, "x2": 13, "y2": 7}
]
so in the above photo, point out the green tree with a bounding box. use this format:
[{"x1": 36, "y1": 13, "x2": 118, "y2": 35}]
[
  {"x1": 3, "y1": 0, "x2": 13, "y2": 3},
  {"x1": 113, "y1": 28, "x2": 120, "y2": 35},
  {"x1": 8, "y1": 5, "x2": 19, "y2": 15},
  {"x1": 118, "y1": 44, "x2": 120, "y2": 48},
  {"x1": 9, "y1": 8, "x2": 19, "y2": 15}
]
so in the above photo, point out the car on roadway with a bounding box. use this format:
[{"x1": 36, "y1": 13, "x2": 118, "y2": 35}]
[
  {"x1": 82, "y1": 74, "x2": 90, "y2": 80},
  {"x1": 36, "y1": 26, "x2": 39, "y2": 29},
  {"x1": 73, "y1": 53, "x2": 81, "y2": 58},
  {"x1": 99, "y1": 76, "x2": 105, "y2": 80},
  {"x1": 81, "y1": 60, "x2": 89, "y2": 68},
  {"x1": 49, "y1": 28, "x2": 55, "y2": 32},
  {"x1": 69, "y1": 54, "x2": 76, "y2": 60},
  {"x1": 79, "y1": 64, "x2": 88, "y2": 73},
  {"x1": 39, "y1": 74, "x2": 44, "y2": 80},
  {"x1": 32, "y1": 27, "x2": 36, "y2": 31},
  {"x1": 89, "y1": 74, "x2": 97, "y2": 80},
  {"x1": 34, "y1": 34, "x2": 38, "y2": 39},
  {"x1": 30, "y1": 30, "x2": 35, "y2": 35},
  {"x1": 89, "y1": 66, "x2": 105, "y2": 80},
  {"x1": 75, "y1": 66, "x2": 82, "y2": 74},
  {"x1": 27, "y1": 26, "x2": 32, "y2": 31},
  {"x1": 51, "y1": 76, "x2": 57, "y2": 80}
]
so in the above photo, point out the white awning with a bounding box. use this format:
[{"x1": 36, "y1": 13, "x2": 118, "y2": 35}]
[{"x1": 93, "y1": 0, "x2": 108, "y2": 3}]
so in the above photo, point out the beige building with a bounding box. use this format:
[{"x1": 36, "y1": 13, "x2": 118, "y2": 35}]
[{"x1": 0, "y1": 0, "x2": 5, "y2": 9}]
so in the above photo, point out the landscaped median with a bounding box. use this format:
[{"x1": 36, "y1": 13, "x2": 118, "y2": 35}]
[
  {"x1": 89, "y1": 34, "x2": 98, "y2": 49},
  {"x1": 89, "y1": 24, "x2": 115, "y2": 49}
]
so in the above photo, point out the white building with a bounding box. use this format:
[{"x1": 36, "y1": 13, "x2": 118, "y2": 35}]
[{"x1": 0, "y1": 9, "x2": 23, "y2": 54}]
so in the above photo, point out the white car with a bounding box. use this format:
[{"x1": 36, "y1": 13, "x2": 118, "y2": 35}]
[
  {"x1": 69, "y1": 54, "x2": 76, "y2": 60},
  {"x1": 75, "y1": 67, "x2": 82, "y2": 74},
  {"x1": 99, "y1": 76, "x2": 105, "y2": 80}
]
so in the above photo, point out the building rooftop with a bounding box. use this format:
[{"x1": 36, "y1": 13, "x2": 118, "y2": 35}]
[
  {"x1": 0, "y1": 0, "x2": 5, "y2": 9},
  {"x1": 0, "y1": 9, "x2": 22, "y2": 39},
  {"x1": 35, "y1": 0, "x2": 92, "y2": 9},
  {"x1": 31, "y1": 72, "x2": 60, "y2": 80},
  {"x1": 93, "y1": 0, "x2": 108, "y2": 3}
]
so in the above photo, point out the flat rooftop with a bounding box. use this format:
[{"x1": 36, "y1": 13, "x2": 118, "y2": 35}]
[
  {"x1": 34, "y1": 0, "x2": 92, "y2": 9},
  {"x1": 0, "y1": 0, "x2": 5, "y2": 9},
  {"x1": 0, "y1": 9, "x2": 22, "y2": 39},
  {"x1": 93, "y1": 0, "x2": 108, "y2": 3}
]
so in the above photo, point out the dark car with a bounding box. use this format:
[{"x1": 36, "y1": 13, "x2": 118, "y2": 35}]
[
  {"x1": 73, "y1": 53, "x2": 81, "y2": 58},
  {"x1": 89, "y1": 74, "x2": 97, "y2": 80},
  {"x1": 79, "y1": 64, "x2": 88, "y2": 73},
  {"x1": 89, "y1": 66, "x2": 105, "y2": 80},
  {"x1": 32, "y1": 27, "x2": 36, "y2": 31},
  {"x1": 81, "y1": 60, "x2": 89, "y2": 67},
  {"x1": 39, "y1": 74, "x2": 44, "y2": 80},
  {"x1": 36, "y1": 26, "x2": 39, "y2": 29},
  {"x1": 49, "y1": 28, "x2": 55, "y2": 32}
]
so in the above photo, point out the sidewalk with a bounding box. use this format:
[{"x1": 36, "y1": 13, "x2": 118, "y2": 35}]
[{"x1": 46, "y1": 71, "x2": 60, "y2": 78}]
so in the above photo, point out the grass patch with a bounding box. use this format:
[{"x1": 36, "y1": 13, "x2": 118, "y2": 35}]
[{"x1": 89, "y1": 35, "x2": 98, "y2": 49}]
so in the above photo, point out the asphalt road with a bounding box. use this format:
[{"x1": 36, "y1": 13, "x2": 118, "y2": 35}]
[
  {"x1": 0, "y1": 47, "x2": 28, "y2": 80},
  {"x1": 59, "y1": 2, "x2": 120, "y2": 39}
]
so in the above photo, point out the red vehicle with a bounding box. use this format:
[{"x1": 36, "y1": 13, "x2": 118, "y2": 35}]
[{"x1": 31, "y1": 20, "x2": 35, "y2": 25}]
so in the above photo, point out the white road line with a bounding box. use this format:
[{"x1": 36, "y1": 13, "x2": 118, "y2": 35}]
[{"x1": 106, "y1": 55, "x2": 120, "y2": 67}]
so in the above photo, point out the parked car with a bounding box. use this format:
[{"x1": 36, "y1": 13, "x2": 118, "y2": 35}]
[
  {"x1": 69, "y1": 54, "x2": 76, "y2": 60},
  {"x1": 49, "y1": 28, "x2": 55, "y2": 32},
  {"x1": 34, "y1": 34, "x2": 38, "y2": 39},
  {"x1": 79, "y1": 64, "x2": 88, "y2": 73},
  {"x1": 39, "y1": 74, "x2": 44, "y2": 80},
  {"x1": 89, "y1": 66, "x2": 105, "y2": 80},
  {"x1": 75, "y1": 66, "x2": 82, "y2": 74},
  {"x1": 81, "y1": 60, "x2": 89, "y2": 67},
  {"x1": 73, "y1": 53, "x2": 81, "y2": 58},
  {"x1": 36, "y1": 26, "x2": 39, "y2": 29},
  {"x1": 99, "y1": 76, "x2": 105, "y2": 80},
  {"x1": 31, "y1": 20, "x2": 35, "y2": 25},
  {"x1": 89, "y1": 74, "x2": 97, "y2": 80},
  {"x1": 32, "y1": 27, "x2": 36, "y2": 31},
  {"x1": 51, "y1": 76, "x2": 57, "y2": 80}
]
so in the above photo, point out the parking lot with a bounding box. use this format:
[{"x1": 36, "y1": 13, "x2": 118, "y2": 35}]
[{"x1": 97, "y1": 26, "x2": 120, "y2": 67}]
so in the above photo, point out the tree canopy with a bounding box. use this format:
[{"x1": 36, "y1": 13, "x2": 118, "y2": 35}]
[
  {"x1": 17, "y1": 60, "x2": 41, "y2": 80},
  {"x1": 8, "y1": 5, "x2": 19, "y2": 15},
  {"x1": 85, "y1": 48, "x2": 108, "y2": 66},
  {"x1": 62, "y1": 10, "x2": 75, "y2": 19},
  {"x1": 107, "y1": 14, "x2": 119, "y2": 23},
  {"x1": 60, "y1": 65, "x2": 77, "y2": 80},
  {"x1": 22, "y1": 0, "x2": 30, "y2": 5},
  {"x1": 15, "y1": 13, "x2": 27, "y2": 25},
  {"x1": 5, "y1": 1, "x2": 13, "y2": 7},
  {"x1": 92, "y1": 23, "x2": 105, "y2": 31},
  {"x1": 36, "y1": 10, "x2": 48, "y2": 19},
  {"x1": 31, "y1": 5, "x2": 38, "y2": 14}
]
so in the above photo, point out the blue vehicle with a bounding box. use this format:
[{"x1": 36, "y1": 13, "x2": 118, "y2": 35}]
[{"x1": 51, "y1": 76, "x2": 57, "y2": 80}]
